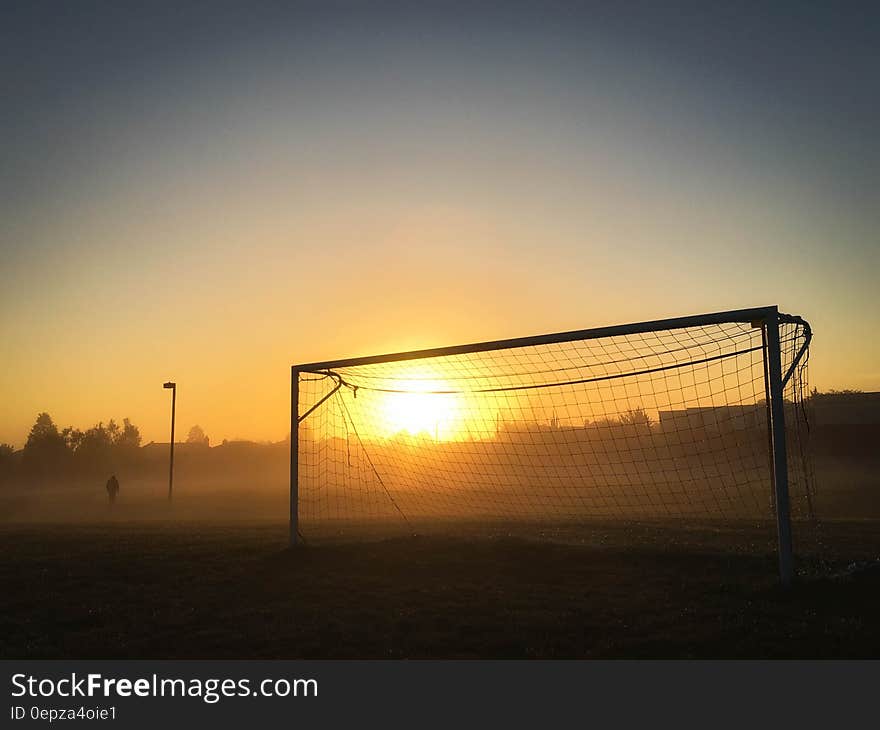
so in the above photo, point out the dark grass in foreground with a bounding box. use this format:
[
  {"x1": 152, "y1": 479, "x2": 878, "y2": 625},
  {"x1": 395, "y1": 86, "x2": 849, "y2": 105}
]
[{"x1": 1, "y1": 521, "x2": 879, "y2": 658}]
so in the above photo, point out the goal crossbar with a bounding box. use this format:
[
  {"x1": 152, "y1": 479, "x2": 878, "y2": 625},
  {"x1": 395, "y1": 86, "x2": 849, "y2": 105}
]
[{"x1": 294, "y1": 305, "x2": 790, "y2": 373}]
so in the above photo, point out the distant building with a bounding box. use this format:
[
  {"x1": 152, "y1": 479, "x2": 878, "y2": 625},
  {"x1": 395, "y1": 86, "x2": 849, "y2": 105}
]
[
  {"x1": 658, "y1": 405, "x2": 767, "y2": 434},
  {"x1": 657, "y1": 392, "x2": 880, "y2": 433},
  {"x1": 812, "y1": 392, "x2": 880, "y2": 426}
]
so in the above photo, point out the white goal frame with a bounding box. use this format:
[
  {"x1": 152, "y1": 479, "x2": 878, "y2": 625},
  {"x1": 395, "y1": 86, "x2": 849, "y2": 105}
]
[{"x1": 291, "y1": 305, "x2": 811, "y2": 586}]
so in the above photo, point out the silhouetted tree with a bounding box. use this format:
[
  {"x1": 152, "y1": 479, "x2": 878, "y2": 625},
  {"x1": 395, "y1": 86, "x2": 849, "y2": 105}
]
[
  {"x1": 26, "y1": 413, "x2": 61, "y2": 446},
  {"x1": 620, "y1": 408, "x2": 652, "y2": 427},
  {"x1": 61, "y1": 417, "x2": 143, "y2": 477},
  {"x1": 22, "y1": 412, "x2": 69, "y2": 479},
  {"x1": 73, "y1": 422, "x2": 115, "y2": 474},
  {"x1": 810, "y1": 388, "x2": 864, "y2": 400},
  {"x1": 62, "y1": 427, "x2": 84, "y2": 452},
  {"x1": 186, "y1": 425, "x2": 210, "y2": 447},
  {"x1": 115, "y1": 418, "x2": 142, "y2": 451},
  {"x1": 0, "y1": 443, "x2": 15, "y2": 484}
]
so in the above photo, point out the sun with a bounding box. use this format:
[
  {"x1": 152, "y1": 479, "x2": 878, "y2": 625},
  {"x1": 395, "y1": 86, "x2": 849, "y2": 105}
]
[{"x1": 379, "y1": 376, "x2": 460, "y2": 440}]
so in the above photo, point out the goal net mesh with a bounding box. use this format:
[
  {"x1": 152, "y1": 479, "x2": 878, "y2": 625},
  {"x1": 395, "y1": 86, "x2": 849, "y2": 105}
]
[{"x1": 296, "y1": 316, "x2": 813, "y2": 538}]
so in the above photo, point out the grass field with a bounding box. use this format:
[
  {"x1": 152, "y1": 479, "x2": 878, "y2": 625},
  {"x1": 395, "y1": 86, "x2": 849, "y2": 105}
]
[{"x1": 1, "y1": 520, "x2": 879, "y2": 659}]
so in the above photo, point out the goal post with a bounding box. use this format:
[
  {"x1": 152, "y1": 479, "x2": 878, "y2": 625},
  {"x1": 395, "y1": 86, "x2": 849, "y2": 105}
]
[
  {"x1": 764, "y1": 311, "x2": 794, "y2": 586},
  {"x1": 290, "y1": 305, "x2": 812, "y2": 585},
  {"x1": 290, "y1": 364, "x2": 299, "y2": 547}
]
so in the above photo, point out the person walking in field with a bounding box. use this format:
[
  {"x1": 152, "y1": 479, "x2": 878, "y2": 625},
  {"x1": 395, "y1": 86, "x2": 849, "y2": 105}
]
[{"x1": 106, "y1": 473, "x2": 120, "y2": 505}]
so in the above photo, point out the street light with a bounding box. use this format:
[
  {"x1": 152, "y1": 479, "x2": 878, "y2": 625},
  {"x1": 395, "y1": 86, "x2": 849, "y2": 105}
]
[{"x1": 163, "y1": 382, "x2": 176, "y2": 502}]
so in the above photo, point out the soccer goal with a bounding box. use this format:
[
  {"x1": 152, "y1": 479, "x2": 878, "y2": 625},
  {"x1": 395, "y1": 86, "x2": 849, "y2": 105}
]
[{"x1": 291, "y1": 306, "x2": 813, "y2": 585}]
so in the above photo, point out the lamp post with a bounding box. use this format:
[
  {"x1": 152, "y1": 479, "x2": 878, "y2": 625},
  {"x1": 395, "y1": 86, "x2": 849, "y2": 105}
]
[{"x1": 163, "y1": 382, "x2": 176, "y2": 502}]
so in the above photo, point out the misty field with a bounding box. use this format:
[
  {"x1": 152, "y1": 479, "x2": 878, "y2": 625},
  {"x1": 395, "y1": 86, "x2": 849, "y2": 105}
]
[{"x1": 1, "y1": 519, "x2": 879, "y2": 659}]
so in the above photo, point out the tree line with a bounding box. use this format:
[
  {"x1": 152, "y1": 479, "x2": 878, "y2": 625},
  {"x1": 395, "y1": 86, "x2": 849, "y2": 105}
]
[{"x1": 0, "y1": 413, "x2": 211, "y2": 485}]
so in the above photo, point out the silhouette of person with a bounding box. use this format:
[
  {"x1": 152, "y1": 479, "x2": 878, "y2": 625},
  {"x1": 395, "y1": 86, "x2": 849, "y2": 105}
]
[{"x1": 106, "y1": 474, "x2": 120, "y2": 505}]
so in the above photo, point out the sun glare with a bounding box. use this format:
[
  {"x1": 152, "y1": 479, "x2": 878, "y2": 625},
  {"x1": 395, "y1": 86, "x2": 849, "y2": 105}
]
[{"x1": 379, "y1": 376, "x2": 461, "y2": 440}]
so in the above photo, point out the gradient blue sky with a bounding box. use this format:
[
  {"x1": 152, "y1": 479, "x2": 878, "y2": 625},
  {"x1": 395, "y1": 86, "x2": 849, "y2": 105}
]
[{"x1": 1, "y1": 1, "x2": 878, "y2": 446}]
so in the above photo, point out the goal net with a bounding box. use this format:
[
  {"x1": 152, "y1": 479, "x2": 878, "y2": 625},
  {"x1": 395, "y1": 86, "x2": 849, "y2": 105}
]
[{"x1": 293, "y1": 307, "x2": 813, "y2": 549}]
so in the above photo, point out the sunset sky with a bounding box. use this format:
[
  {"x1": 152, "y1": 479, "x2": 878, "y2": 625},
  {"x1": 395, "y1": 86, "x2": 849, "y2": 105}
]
[{"x1": 1, "y1": 1, "x2": 878, "y2": 448}]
